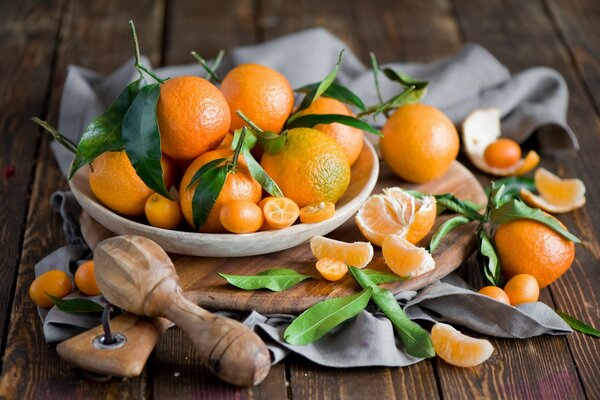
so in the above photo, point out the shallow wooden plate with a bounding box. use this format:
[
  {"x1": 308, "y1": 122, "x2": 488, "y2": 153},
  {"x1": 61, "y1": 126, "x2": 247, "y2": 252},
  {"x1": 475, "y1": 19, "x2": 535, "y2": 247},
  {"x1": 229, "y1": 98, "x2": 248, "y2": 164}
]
[{"x1": 69, "y1": 139, "x2": 379, "y2": 257}]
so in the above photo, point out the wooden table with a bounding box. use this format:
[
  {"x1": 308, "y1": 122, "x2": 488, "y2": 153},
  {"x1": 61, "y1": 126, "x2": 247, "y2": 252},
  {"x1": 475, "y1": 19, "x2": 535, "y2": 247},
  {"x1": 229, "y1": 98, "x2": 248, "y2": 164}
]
[{"x1": 1, "y1": 1, "x2": 598, "y2": 398}]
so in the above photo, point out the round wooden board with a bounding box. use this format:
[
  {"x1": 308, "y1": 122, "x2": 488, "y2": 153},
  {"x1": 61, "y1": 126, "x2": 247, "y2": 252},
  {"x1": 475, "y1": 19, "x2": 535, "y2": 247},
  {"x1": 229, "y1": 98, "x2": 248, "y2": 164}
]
[
  {"x1": 69, "y1": 139, "x2": 379, "y2": 257},
  {"x1": 177, "y1": 160, "x2": 487, "y2": 314}
]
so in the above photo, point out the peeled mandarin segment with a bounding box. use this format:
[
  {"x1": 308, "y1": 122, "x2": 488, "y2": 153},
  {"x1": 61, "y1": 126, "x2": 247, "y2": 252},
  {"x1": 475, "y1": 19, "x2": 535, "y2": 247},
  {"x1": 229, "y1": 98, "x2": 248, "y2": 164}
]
[
  {"x1": 299, "y1": 202, "x2": 336, "y2": 224},
  {"x1": 262, "y1": 197, "x2": 299, "y2": 229},
  {"x1": 520, "y1": 188, "x2": 586, "y2": 214},
  {"x1": 381, "y1": 234, "x2": 435, "y2": 278},
  {"x1": 431, "y1": 323, "x2": 494, "y2": 367},
  {"x1": 355, "y1": 195, "x2": 406, "y2": 246},
  {"x1": 309, "y1": 236, "x2": 374, "y2": 269},
  {"x1": 383, "y1": 188, "x2": 437, "y2": 244},
  {"x1": 315, "y1": 258, "x2": 348, "y2": 281},
  {"x1": 534, "y1": 168, "x2": 586, "y2": 206}
]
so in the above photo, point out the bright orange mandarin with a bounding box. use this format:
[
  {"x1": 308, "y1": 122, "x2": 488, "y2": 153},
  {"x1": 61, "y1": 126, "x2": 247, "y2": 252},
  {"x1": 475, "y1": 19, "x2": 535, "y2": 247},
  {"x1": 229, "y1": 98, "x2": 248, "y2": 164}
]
[
  {"x1": 315, "y1": 258, "x2": 348, "y2": 281},
  {"x1": 298, "y1": 97, "x2": 364, "y2": 166},
  {"x1": 503, "y1": 274, "x2": 540, "y2": 306},
  {"x1": 157, "y1": 76, "x2": 230, "y2": 160},
  {"x1": 261, "y1": 128, "x2": 350, "y2": 208},
  {"x1": 299, "y1": 202, "x2": 336, "y2": 224},
  {"x1": 220, "y1": 200, "x2": 264, "y2": 234},
  {"x1": 380, "y1": 103, "x2": 459, "y2": 183},
  {"x1": 483, "y1": 138, "x2": 521, "y2": 168},
  {"x1": 29, "y1": 270, "x2": 73, "y2": 308},
  {"x1": 494, "y1": 218, "x2": 575, "y2": 288},
  {"x1": 220, "y1": 64, "x2": 294, "y2": 133},
  {"x1": 478, "y1": 286, "x2": 510, "y2": 305},
  {"x1": 89, "y1": 151, "x2": 174, "y2": 217},
  {"x1": 145, "y1": 193, "x2": 182, "y2": 230},
  {"x1": 75, "y1": 260, "x2": 101, "y2": 296},
  {"x1": 261, "y1": 197, "x2": 299, "y2": 229},
  {"x1": 180, "y1": 148, "x2": 261, "y2": 232}
]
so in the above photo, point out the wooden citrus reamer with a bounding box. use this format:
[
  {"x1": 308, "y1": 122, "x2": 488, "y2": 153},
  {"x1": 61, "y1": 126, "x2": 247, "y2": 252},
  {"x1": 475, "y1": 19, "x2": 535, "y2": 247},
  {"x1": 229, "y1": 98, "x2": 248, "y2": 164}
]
[{"x1": 91, "y1": 235, "x2": 271, "y2": 387}]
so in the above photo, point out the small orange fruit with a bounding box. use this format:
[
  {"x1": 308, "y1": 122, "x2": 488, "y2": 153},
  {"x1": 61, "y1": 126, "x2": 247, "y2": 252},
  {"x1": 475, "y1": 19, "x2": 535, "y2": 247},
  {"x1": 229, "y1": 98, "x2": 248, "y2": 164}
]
[
  {"x1": 145, "y1": 193, "x2": 182, "y2": 230},
  {"x1": 29, "y1": 270, "x2": 73, "y2": 308},
  {"x1": 431, "y1": 323, "x2": 494, "y2": 367},
  {"x1": 382, "y1": 234, "x2": 435, "y2": 278},
  {"x1": 261, "y1": 197, "x2": 299, "y2": 229},
  {"x1": 89, "y1": 151, "x2": 174, "y2": 217},
  {"x1": 180, "y1": 148, "x2": 262, "y2": 232},
  {"x1": 157, "y1": 76, "x2": 231, "y2": 160},
  {"x1": 520, "y1": 168, "x2": 586, "y2": 214},
  {"x1": 355, "y1": 187, "x2": 436, "y2": 246},
  {"x1": 380, "y1": 103, "x2": 459, "y2": 183},
  {"x1": 478, "y1": 286, "x2": 510, "y2": 305},
  {"x1": 310, "y1": 236, "x2": 374, "y2": 269},
  {"x1": 220, "y1": 200, "x2": 264, "y2": 234},
  {"x1": 494, "y1": 218, "x2": 575, "y2": 288},
  {"x1": 220, "y1": 63, "x2": 294, "y2": 133},
  {"x1": 261, "y1": 128, "x2": 350, "y2": 207},
  {"x1": 74, "y1": 260, "x2": 101, "y2": 296},
  {"x1": 315, "y1": 258, "x2": 348, "y2": 281},
  {"x1": 483, "y1": 138, "x2": 521, "y2": 168},
  {"x1": 299, "y1": 202, "x2": 336, "y2": 224},
  {"x1": 297, "y1": 97, "x2": 364, "y2": 165},
  {"x1": 503, "y1": 274, "x2": 540, "y2": 306}
]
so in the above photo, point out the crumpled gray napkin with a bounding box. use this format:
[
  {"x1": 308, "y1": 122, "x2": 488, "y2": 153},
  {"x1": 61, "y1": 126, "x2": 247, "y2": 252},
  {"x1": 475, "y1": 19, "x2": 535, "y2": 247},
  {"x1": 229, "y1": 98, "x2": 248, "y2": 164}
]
[{"x1": 42, "y1": 28, "x2": 574, "y2": 367}]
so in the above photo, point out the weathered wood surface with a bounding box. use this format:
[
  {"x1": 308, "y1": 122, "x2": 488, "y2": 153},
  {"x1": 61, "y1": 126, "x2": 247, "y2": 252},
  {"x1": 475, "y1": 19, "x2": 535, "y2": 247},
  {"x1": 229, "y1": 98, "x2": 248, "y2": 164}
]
[{"x1": 0, "y1": 0, "x2": 599, "y2": 399}]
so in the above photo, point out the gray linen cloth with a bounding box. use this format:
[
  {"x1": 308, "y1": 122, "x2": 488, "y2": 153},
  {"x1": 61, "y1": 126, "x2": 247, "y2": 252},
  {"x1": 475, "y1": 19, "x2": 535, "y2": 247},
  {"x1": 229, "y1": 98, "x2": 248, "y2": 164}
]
[{"x1": 41, "y1": 28, "x2": 573, "y2": 367}]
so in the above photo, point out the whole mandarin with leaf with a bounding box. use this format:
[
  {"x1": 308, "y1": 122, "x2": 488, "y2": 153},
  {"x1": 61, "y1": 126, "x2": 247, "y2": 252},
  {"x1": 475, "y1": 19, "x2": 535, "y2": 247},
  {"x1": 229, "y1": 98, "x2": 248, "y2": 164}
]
[
  {"x1": 503, "y1": 274, "x2": 540, "y2": 305},
  {"x1": 74, "y1": 260, "x2": 101, "y2": 296},
  {"x1": 89, "y1": 151, "x2": 174, "y2": 217},
  {"x1": 220, "y1": 63, "x2": 294, "y2": 133},
  {"x1": 380, "y1": 103, "x2": 459, "y2": 183},
  {"x1": 260, "y1": 128, "x2": 350, "y2": 208},
  {"x1": 179, "y1": 148, "x2": 261, "y2": 232},
  {"x1": 157, "y1": 76, "x2": 230, "y2": 160},
  {"x1": 494, "y1": 217, "x2": 575, "y2": 288},
  {"x1": 30, "y1": 270, "x2": 73, "y2": 308},
  {"x1": 145, "y1": 193, "x2": 182, "y2": 230},
  {"x1": 220, "y1": 200, "x2": 264, "y2": 234},
  {"x1": 297, "y1": 97, "x2": 364, "y2": 166}
]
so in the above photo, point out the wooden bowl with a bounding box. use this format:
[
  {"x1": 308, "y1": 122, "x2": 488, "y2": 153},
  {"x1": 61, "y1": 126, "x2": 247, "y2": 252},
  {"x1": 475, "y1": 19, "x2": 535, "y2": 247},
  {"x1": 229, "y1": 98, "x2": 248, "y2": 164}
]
[{"x1": 69, "y1": 139, "x2": 379, "y2": 257}]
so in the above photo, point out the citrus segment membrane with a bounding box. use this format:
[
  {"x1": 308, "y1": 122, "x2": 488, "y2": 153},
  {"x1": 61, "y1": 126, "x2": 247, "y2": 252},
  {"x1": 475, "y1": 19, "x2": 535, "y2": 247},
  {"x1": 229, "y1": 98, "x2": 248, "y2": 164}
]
[
  {"x1": 310, "y1": 236, "x2": 374, "y2": 269},
  {"x1": 382, "y1": 234, "x2": 435, "y2": 278}
]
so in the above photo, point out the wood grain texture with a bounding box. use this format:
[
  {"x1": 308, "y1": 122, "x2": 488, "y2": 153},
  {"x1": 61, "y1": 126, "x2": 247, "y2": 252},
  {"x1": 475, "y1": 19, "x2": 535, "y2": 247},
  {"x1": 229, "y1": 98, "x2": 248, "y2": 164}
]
[
  {"x1": 0, "y1": 1, "x2": 165, "y2": 398},
  {"x1": 0, "y1": 0, "x2": 64, "y2": 360}
]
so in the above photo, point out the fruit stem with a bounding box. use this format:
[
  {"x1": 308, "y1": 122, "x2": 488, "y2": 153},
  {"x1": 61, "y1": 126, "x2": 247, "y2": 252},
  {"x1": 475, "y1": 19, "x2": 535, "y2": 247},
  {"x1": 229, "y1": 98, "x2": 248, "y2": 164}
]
[
  {"x1": 236, "y1": 110, "x2": 264, "y2": 133},
  {"x1": 190, "y1": 50, "x2": 223, "y2": 83},
  {"x1": 31, "y1": 117, "x2": 77, "y2": 154},
  {"x1": 231, "y1": 127, "x2": 247, "y2": 168},
  {"x1": 128, "y1": 20, "x2": 165, "y2": 84},
  {"x1": 370, "y1": 53, "x2": 385, "y2": 106}
]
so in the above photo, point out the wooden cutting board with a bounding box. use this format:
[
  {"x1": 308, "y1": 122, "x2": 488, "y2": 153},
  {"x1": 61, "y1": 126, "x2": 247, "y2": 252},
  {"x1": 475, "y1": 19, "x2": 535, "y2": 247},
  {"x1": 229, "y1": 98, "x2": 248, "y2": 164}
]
[{"x1": 173, "y1": 161, "x2": 487, "y2": 314}]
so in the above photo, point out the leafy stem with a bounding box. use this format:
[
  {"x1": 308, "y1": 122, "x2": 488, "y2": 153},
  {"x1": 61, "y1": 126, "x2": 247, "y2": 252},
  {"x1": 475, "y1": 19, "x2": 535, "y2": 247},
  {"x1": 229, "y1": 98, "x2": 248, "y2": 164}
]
[
  {"x1": 230, "y1": 127, "x2": 247, "y2": 168},
  {"x1": 190, "y1": 50, "x2": 223, "y2": 83},
  {"x1": 236, "y1": 110, "x2": 264, "y2": 133},
  {"x1": 128, "y1": 20, "x2": 165, "y2": 84}
]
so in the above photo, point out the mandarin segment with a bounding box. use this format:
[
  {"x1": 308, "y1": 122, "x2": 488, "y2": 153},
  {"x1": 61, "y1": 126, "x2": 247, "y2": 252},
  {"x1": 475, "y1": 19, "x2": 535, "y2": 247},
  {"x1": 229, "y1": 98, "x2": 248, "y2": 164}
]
[
  {"x1": 157, "y1": 76, "x2": 230, "y2": 160},
  {"x1": 431, "y1": 323, "x2": 494, "y2": 367},
  {"x1": 382, "y1": 234, "x2": 435, "y2": 278},
  {"x1": 310, "y1": 236, "x2": 374, "y2": 269},
  {"x1": 315, "y1": 258, "x2": 349, "y2": 281},
  {"x1": 533, "y1": 168, "x2": 586, "y2": 207}
]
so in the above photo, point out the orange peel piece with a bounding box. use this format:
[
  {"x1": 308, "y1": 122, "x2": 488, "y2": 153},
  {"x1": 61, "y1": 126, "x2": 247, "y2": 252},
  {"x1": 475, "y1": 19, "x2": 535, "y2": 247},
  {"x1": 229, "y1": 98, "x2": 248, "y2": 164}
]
[{"x1": 520, "y1": 167, "x2": 586, "y2": 213}]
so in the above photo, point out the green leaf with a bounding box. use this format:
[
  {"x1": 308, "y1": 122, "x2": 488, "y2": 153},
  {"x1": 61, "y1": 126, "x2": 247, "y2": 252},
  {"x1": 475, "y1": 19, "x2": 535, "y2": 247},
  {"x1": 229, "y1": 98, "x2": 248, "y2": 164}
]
[
  {"x1": 68, "y1": 77, "x2": 146, "y2": 178},
  {"x1": 187, "y1": 157, "x2": 229, "y2": 189},
  {"x1": 285, "y1": 114, "x2": 383, "y2": 137},
  {"x1": 434, "y1": 194, "x2": 484, "y2": 221},
  {"x1": 555, "y1": 310, "x2": 600, "y2": 338},
  {"x1": 296, "y1": 49, "x2": 345, "y2": 113},
  {"x1": 490, "y1": 200, "x2": 581, "y2": 243},
  {"x1": 48, "y1": 295, "x2": 104, "y2": 313},
  {"x1": 231, "y1": 128, "x2": 258, "y2": 152},
  {"x1": 359, "y1": 268, "x2": 405, "y2": 284},
  {"x1": 478, "y1": 230, "x2": 501, "y2": 286},
  {"x1": 243, "y1": 147, "x2": 283, "y2": 197},
  {"x1": 255, "y1": 130, "x2": 287, "y2": 155},
  {"x1": 382, "y1": 68, "x2": 428, "y2": 90},
  {"x1": 486, "y1": 176, "x2": 535, "y2": 201},
  {"x1": 348, "y1": 267, "x2": 434, "y2": 358},
  {"x1": 428, "y1": 216, "x2": 471, "y2": 253},
  {"x1": 284, "y1": 287, "x2": 373, "y2": 345},
  {"x1": 295, "y1": 82, "x2": 366, "y2": 112},
  {"x1": 374, "y1": 87, "x2": 427, "y2": 115},
  {"x1": 121, "y1": 83, "x2": 171, "y2": 199},
  {"x1": 191, "y1": 164, "x2": 228, "y2": 229},
  {"x1": 219, "y1": 268, "x2": 311, "y2": 291}
]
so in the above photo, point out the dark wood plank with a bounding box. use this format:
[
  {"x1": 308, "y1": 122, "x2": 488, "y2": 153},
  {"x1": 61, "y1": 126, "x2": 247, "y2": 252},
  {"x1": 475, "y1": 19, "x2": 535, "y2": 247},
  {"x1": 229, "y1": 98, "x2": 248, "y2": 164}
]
[
  {"x1": 0, "y1": 0, "x2": 64, "y2": 361},
  {"x1": 545, "y1": 0, "x2": 600, "y2": 115},
  {"x1": 152, "y1": 327, "x2": 287, "y2": 399},
  {"x1": 0, "y1": 1, "x2": 165, "y2": 398},
  {"x1": 448, "y1": 0, "x2": 600, "y2": 398}
]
